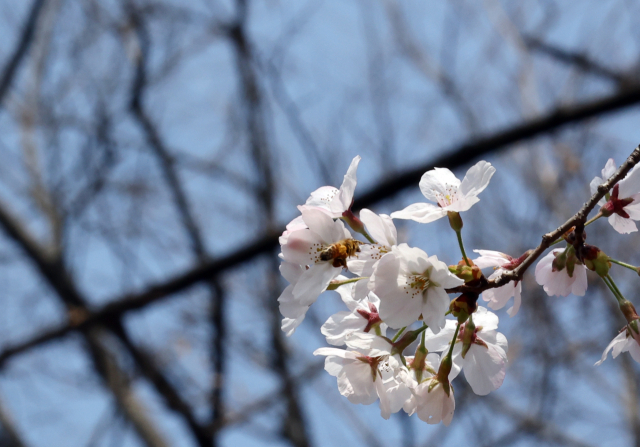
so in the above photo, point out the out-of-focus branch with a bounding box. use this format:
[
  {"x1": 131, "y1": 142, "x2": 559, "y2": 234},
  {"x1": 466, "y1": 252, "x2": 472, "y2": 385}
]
[
  {"x1": 122, "y1": 8, "x2": 219, "y2": 447},
  {"x1": 0, "y1": 201, "x2": 170, "y2": 447},
  {"x1": 523, "y1": 35, "x2": 627, "y2": 85},
  {"x1": 0, "y1": 395, "x2": 30, "y2": 447},
  {"x1": 226, "y1": 1, "x2": 310, "y2": 444},
  {"x1": 4, "y1": 90, "x2": 640, "y2": 363},
  {"x1": 0, "y1": 0, "x2": 47, "y2": 108}
]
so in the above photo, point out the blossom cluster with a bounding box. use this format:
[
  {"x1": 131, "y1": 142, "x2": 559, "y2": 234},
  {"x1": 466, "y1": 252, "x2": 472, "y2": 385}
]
[{"x1": 277, "y1": 154, "x2": 640, "y2": 425}]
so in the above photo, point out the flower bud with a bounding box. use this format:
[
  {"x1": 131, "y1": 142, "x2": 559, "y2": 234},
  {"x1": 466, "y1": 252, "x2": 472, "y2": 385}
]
[
  {"x1": 449, "y1": 261, "x2": 482, "y2": 283},
  {"x1": 436, "y1": 355, "x2": 453, "y2": 396},
  {"x1": 447, "y1": 211, "x2": 463, "y2": 232},
  {"x1": 412, "y1": 343, "x2": 428, "y2": 383},
  {"x1": 460, "y1": 317, "x2": 476, "y2": 359},
  {"x1": 449, "y1": 293, "x2": 478, "y2": 323},
  {"x1": 581, "y1": 245, "x2": 611, "y2": 278},
  {"x1": 341, "y1": 209, "x2": 365, "y2": 235}
]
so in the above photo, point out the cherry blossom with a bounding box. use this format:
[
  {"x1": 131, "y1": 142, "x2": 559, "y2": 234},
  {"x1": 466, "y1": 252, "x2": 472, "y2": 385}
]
[
  {"x1": 279, "y1": 209, "x2": 354, "y2": 335},
  {"x1": 421, "y1": 307, "x2": 508, "y2": 396},
  {"x1": 535, "y1": 249, "x2": 588, "y2": 297},
  {"x1": 313, "y1": 336, "x2": 411, "y2": 419},
  {"x1": 347, "y1": 209, "x2": 398, "y2": 299},
  {"x1": 403, "y1": 353, "x2": 455, "y2": 425},
  {"x1": 298, "y1": 155, "x2": 361, "y2": 218},
  {"x1": 368, "y1": 244, "x2": 464, "y2": 331},
  {"x1": 321, "y1": 281, "x2": 387, "y2": 345},
  {"x1": 278, "y1": 261, "x2": 309, "y2": 336},
  {"x1": 595, "y1": 324, "x2": 640, "y2": 365},
  {"x1": 390, "y1": 160, "x2": 495, "y2": 224},
  {"x1": 473, "y1": 250, "x2": 523, "y2": 317},
  {"x1": 590, "y1": 158, "x2": 640, "y2": 234}
]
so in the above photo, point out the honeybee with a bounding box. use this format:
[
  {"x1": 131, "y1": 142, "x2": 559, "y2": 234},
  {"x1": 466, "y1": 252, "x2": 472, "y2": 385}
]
[{"x1": 320, "y1": 239, "x2": 362, "y2": 268}]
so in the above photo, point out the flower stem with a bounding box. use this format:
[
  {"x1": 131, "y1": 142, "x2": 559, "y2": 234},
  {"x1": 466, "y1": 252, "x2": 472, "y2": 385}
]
[
  {"x1": 420, "y1": 323, "x2": 427, "y2": 350},
  {"x1": 361, "y1": 229, "x2": 376, "y2": 244},
  {"x1": 585, "y1": 212, "x2": 603, "y2": 227},
  {"x1": 609, "y1": 258, "x2": 638, "y2": 272},
  {"x1": 455, "y1": 230, "x2": 471, "y2": 266},
  {"x1": 445, "y1": 321, "x2": 461, "y2": 361},
  {"x1": 602, "y1": 274, "x2": 625, "y2": 304},
  {"x1": 327, "y1": 276, "x2": 369, "y2": 290},
  {"x1": 391, "y1": 327, "x2": 407, "y2": 343}
]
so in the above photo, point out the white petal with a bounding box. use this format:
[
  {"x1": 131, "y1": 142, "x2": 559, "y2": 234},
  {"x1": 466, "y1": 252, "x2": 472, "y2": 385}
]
[
  {"x1": 422, "y1": 321, "x2": 457, "y2": 352},
  {"x1": 602, "y1": 158, "x2": 617, "y2": 179},
  {"x1": 304, "y1": 186, "x2": 340, "y2": 208},
  {"x1": 280, "y1": 261, "x2": 305, "y2": 284},
  {"x1": 623, "y1": 196, "x2": 640, "y2": 219},
  {"x1": 302, "y1": 208, "x2": 349, "y2": 243},
  {"x1": 571, "y1": 265, "x2": 588, "y2": 297},
  {"x1": 292, "y1": 262, "x2": 340, "y2": 304},
  {"x1": 390, "y1": 202, "x2": 446, "y2": 223},
  {"x1": 333, "y1": 155, "x2": 361, "y2": 214},
  {"x1": 360, "y1": 209, "x2": 397, "y2": 246},
  {"x1": 608, "y1": 214, "x2": 638, "y2": 234},
  {"x1": 470, "y1": 306, "x2": 499, "y2": 331},
  {"x1": 595, "y1": 332, "x2": 627, "y2": 366},
  {"x1": 322, "y1": 311, "x2": 366, "y2": 346},
  {"x1": 459, "y1": 161, "x2": 495, "y2": 199},
  {"x1": 463, "y1": 343, "x2": 507, "y2": 395},
  {"x1": 422, "y1": 287, "x2": 450, "y2": 334},
  {"x1": 619, "y1": 163, "x2": 640, "y2": 198}
]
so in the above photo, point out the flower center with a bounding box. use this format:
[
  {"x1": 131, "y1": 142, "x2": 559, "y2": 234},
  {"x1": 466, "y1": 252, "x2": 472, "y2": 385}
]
[
  {"x1": 433, "y1": 184, "x2": 458, "y2": 207},
  {"x1": 404, "y1": 274, "x2": 431, "y2": 298}
]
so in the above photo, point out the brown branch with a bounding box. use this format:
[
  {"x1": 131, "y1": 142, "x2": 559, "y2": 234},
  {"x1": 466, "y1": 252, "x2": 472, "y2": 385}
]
[{"x1": 445, "y1": 144, "x2": 640, "y2": 294}]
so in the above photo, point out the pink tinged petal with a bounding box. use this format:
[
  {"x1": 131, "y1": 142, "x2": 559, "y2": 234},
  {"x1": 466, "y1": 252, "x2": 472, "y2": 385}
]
[
  {"x1": 278, "y1": 285, "x2": 307, "y2": 319},
  {"x1": 280, "y1": 215, "x2": 308, "y2": 245},
  {"x1": 390, "y1": 202, "x2": 446, "y2": 223},
  {"x1": 292, "y1": 262, "x2": 340, "y2": 304},
  {"x1": 360, "y1": 209, "x2": 397, "y2": 246},
  {"x1": 321, "y1": 311, "x2": 366, "y2": 346},
  {"x1": 595, "y1": 332, "x2": 627, "y2": 366},
  {"x1": 463, "y1": 343, "x2": 507, "y2": 396},
  {"x1": 571, "y1": 265, "x2": 588, "y2": 296},
  {"x1": 473, "y1": 250, "x2": 510, "y2": 269},
  {"x1": 419, "y1": 168, "x2": 461, "y2": 202},
  {"x1": 422, "y1": 287, "x2": 450, "y2": 334},
  {"x1": 333, "y1": 155, "x2": 361, "y2": 214},
  {"x1": 459, "y1": 160, "x2": 495, "y2": 199},
  {"x1": 281, "y1": 229, "x2": 324, "y2": 265},
  {"x1": 619, "y1": 163, "x2": 640, "y2": 198},
  {"x1": 302, "y1": 208, "x2": 349, "y2": 243},
  {"x1": 608, "y1": 213, "x2": 638, "y2": 234}
]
